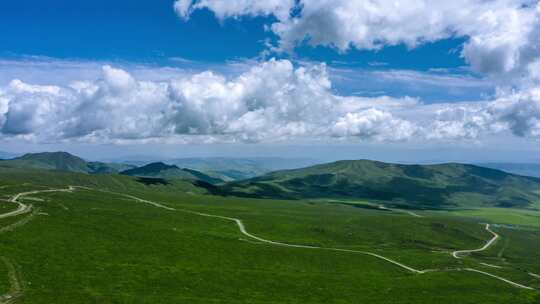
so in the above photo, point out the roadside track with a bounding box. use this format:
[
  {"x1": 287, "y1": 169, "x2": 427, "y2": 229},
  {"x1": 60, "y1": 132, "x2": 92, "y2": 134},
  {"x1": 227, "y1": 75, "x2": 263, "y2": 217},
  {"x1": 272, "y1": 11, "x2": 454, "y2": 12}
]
[
  {"x1": 0, "y1": 187, "x2": 75, "y2": 304},
  {"x1": 86, "y1": 186, "x2": 533, "y2": 290},
  {"x1": 452, "y1": 224, "x2": 499, "y2": 258},
  {"x1": 0, "y1": 187, "x2": 74, "y2": 220}
]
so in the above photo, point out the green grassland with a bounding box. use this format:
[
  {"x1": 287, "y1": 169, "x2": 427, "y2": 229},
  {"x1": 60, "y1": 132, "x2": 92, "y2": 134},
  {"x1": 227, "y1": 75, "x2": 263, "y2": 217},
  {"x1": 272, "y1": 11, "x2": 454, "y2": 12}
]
[
  {"x1": 0, "y1": 168, "x2": 539, "y2": 303},
  {"x1": 0, "y1": 201, "x2": 17, "y2": 213},
  {"x1": 474, "y1": 225, "x2": 540, "y2": 276},
  {"x1": 440, "y1": 208, "x2": 540, "y2": 228}
]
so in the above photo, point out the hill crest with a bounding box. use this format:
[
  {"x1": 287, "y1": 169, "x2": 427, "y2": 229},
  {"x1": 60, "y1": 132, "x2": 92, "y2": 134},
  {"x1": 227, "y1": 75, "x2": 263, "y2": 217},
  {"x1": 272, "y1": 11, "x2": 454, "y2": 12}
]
[
  {"x1": 210, "y1": 159, "x2": 540, "y2": 209},
  {"x1": 121, "y1": 162, "x2": 224, "y2": 184},
  {"x1": 0, "y1": 151, "x2": 134, "y2": 174}
]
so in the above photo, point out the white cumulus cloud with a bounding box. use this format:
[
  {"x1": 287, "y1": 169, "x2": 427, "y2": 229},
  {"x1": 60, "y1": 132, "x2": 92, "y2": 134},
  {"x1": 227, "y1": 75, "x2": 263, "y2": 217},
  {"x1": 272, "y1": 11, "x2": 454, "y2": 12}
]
[
  {"x1": 0, "y1": 60, "x2": 424, "y2": 143},
  {"x1": 174, "y1": 0, "x2": 540, "y2": 142},
  {"x1": 1, "y1": 59, "x2": 540, "y2": 144},
  {"x1": 176, "y1": 0, "x2": 540, "y2": 82},
  {"x1": 426, "y1": 87, "x2": 540, "y2": 140}
]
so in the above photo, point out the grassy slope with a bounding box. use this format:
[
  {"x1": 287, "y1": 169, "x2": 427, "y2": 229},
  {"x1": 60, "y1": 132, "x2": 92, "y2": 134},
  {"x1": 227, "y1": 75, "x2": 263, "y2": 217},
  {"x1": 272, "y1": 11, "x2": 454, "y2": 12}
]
[
  {"x1": 86, "y1": 161, "x2": 135, "y2": 174},
  {"x1": 475, "y1": 226, "x2": 540, "y2": 276},
  {"x1": 121, "y1": 162, "x2": 224, "y2": 184},
  {"x1": 0, "y1": 169, "x2": 538, "y2": 303},
  {"x1": 441, "y1": 208, "x2": 540, "y2": 228},
  {"x1": 216, "y1": 160, "x2": 540, "y2": 209},
  {"x1": 0, "y1": 152, "x2": 89, "y2": 172},
  {"x1": 0, "y1": 152, "x2": 134, "y2": 174}
]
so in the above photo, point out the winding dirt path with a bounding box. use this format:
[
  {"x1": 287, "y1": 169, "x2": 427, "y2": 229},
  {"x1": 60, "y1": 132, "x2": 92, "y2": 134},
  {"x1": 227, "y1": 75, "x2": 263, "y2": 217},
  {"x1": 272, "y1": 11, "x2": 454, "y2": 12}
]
[
  {"x1": 0, "y1": 208, "x2": 41, "y2": 234},
  {"x1": 479, "y1": 262, "x2": 502, "y2": 269},
  {"x1": 96, "y1": 187, "x2": 423, "y2": 273},
  {"x1": 83, "y1": 187, "x2": 533, "y2": 290},
  {"x1": 182, "y1": 208, "x2": 425, "y2": 273},
  {"x1": 452, "y1": 224, "x2": 499, "y2": 258},
  {"x1": 463, "y1": 268, "x2": 533, "y2": 289},
  {"x1": 0, "y1": 187, "x2": 74, "y2": 220},
  {"x1": 0, "y1": 194, "x2": 32, "y2": 220},
  {"x1": 530, "y1": 273, "x2": 540, "y2": 279},
  {"x1": 0, "y1": 187, "x2": 75, "y2": 303}
]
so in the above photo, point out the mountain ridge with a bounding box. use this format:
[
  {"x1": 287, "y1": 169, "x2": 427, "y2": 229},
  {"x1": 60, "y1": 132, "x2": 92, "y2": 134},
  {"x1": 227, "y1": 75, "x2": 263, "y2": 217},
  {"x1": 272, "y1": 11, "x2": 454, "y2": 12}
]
[
  {"x1": 208, "y1": 159, "x2": 540, "y2": 209},
  {"x1": 121, "y1": 162, "x2": 224, "y2": 184},
  {"x1": 0, "y1": 152, "x2": 224, "y2": 184},
  {"x1": 0, "y1": 151, "x2": 96, "y2": 173}
]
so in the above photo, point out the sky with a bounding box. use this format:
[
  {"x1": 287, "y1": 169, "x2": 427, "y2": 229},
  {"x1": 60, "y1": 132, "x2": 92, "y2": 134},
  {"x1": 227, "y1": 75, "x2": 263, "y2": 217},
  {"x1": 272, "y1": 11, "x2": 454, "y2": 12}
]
[{"x1": 1, "y1": 0, "x2": 540, "y2": 163}]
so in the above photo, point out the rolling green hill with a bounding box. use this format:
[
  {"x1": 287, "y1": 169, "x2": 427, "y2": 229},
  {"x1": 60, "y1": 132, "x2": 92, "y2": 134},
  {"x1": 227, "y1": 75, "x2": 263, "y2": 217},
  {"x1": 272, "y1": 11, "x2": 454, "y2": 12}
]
[
  {"x1": 86, "y1": 161, "x2": 135, "y2": 174},
  {"x1": 0, "y1": 152, "x2": 89, "y2": 172},
  {"x1": 0, "y1": 167, "x2": 539, "y2": 303},
  {"x1": 121, "y1": 162, "x2": 224, "y2": 184},
  {"x1": 169, "y1": 157, "x2": 320, "y2": 180},
  {"x1": 0, "y1": 152, "x2": 134, "y2": 174},
  {"x1": 211, "y1": 160, "x2": 540, "y2": 209}
]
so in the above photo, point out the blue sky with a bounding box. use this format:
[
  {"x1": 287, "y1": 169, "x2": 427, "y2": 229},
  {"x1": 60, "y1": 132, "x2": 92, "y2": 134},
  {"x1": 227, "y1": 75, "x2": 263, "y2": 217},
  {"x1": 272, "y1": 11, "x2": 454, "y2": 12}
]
[
  {"x1": 2, "y1": 1, "x2": 266, "y2": 62},
  {"x1": 0, "y1": 0, "x2": 539, "y2": 162},
  {"x1": 2, "y1": 0, "x2": 270, "y2": 62},
  {"x1": 0, "y1": 0, "x2": 493, "y2": 102},
  {"x1": 3, "y1": 0, "x2": 465, "y2": 68}
]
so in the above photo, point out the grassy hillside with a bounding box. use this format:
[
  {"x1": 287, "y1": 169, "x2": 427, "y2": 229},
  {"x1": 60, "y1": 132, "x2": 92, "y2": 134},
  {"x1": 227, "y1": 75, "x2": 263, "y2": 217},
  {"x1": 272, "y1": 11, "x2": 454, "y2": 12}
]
[
  {"x1": 0, "y1": 153, "x2": 319, "y2": 181},
  {"x1": 0, "y1": 167, "x2": 203, "y2": 194},
  {"x1": 0, "y1": 168, "x2": 539, "y2": 303},
  {"x1": 212, "y1": 160, "x2": 540, "y2": 209},
  {"x1": 121, "y1": 162, "x2": 224, "y2": 184},
  {"x1": 0, "y1": 152, "x2": 134, "y2": 174},
  {"x1": 86, "y1": 161, "x2": 135, "y2": 174},
  {"x1": 0, "y1": 152, "x2": 89, "y2": 172}
]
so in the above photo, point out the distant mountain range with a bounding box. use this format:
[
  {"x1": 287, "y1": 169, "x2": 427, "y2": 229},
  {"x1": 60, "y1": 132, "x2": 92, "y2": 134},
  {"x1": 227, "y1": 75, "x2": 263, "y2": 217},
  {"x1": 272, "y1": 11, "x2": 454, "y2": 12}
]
[
  {"x1": 168, "y1": 157, "x2": 319, "y2": 180},
  {"x1": 209, "y1": 159, "x2": 540, "y2": 209},
  {"x1": 0, "y1": 151, "x2": 18, "y2": 160},
  {"x1": 120, "y1": 162, "x2": 223, "y2": 184},
  {"x1": 0, "y1": 152, "x2": 226, "y2": 184},
  {"x1": 100, "y1": 156, "x2": 319, "y2": 181},
  {"x1": 3, "y1": 152, "x2": 540, "y2": 209}
]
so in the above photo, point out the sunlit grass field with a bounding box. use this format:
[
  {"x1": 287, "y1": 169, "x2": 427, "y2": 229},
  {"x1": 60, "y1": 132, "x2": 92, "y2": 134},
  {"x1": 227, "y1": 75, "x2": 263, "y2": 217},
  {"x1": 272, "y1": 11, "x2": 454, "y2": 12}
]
[
  {"x1": 440, "y1": 208, "x2": 540, "y2": 228},
  {"x1": 0, "y1": 168, "x2": 539, "y2": 303}
]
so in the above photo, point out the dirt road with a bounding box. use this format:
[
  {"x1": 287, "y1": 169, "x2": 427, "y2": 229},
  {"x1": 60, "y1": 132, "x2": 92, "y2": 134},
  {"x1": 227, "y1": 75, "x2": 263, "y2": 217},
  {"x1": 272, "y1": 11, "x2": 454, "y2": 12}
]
[{"x1": 452, "y1": 224, "x2": 499, "y2": 258}]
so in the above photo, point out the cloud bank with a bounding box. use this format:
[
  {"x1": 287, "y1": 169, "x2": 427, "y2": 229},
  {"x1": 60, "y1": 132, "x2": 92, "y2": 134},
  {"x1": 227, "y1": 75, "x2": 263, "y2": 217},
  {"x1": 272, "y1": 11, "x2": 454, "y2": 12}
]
[
  {"x1": 0, "y1": 60, "x2": 416, "y2": 143},
  {"x1": 168, "y1": 0, "x2": 540, "y2": 145},
  {"x1": 1, "y1": 59, "x2": 539, "y2": 144}
]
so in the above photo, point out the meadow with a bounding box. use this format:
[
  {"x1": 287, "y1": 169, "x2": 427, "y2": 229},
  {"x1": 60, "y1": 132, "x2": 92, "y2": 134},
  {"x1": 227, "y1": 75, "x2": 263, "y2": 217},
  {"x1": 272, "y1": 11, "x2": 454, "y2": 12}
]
[{"x1": 0, "y1": 168, "x2": 539, "y2": 303}]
